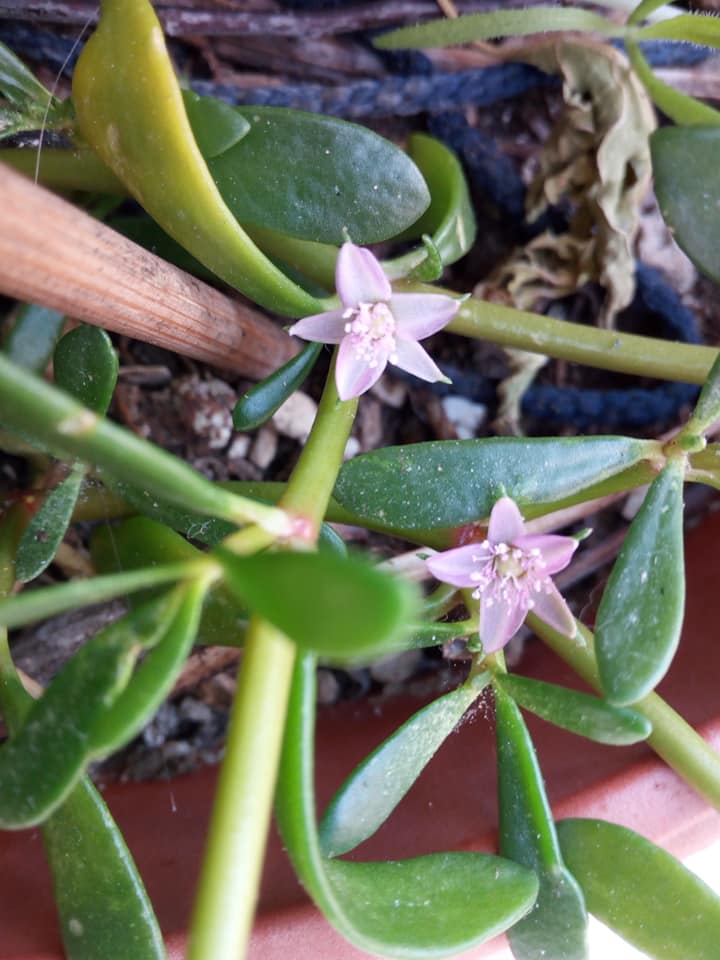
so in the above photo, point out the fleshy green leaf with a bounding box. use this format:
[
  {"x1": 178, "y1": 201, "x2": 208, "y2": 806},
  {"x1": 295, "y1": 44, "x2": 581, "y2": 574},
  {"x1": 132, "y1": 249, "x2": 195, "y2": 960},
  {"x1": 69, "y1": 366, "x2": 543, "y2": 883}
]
[
  {"x1": 43, "y1": 777, "x2": 166, "y2": 960},
  {"x1": 72, "y1": 0, "x2": 326, "y2": 317},
  {"x1": 188, "y1": 94, "x2": 430, "y2": 245},
  {"x1": 3, "y1": 303, "x2": 65, "y2": 372},
  {"x1": 408, "y1": 235, "x2": 444, "y2": 282},
  {"x1": 652, "y1": 126, "x2": 720, "y2": 283},
  {"x1": 333, "y1": 436, "x2": 655, "y2": 537},
  {"x1": 494, "y1": 673, "x2": 651, "y2": 746},
  {"x1": 319, "y1": 672, "x2": 489, "y2": 857},
  {"x1": 54, "y1": 324, "x2": 119, "y2": 413},
  {"x1": 636, "y1": 13, "x2": 720, "y2": 47},
  {"x1": 0, "y1": 351, "x2": 287, "y2": 534},
  {"x1": 91, "y1": 515, "x2": 201, "y2": 569},
  {"x1": 99, "y1": 477, "x2": 236, "y2": 545},
  {"x1": 688, "y1": 443, "x2": 720, "y2": 491},
  {"x1": 97, "y1": 476, "x2": 346, "y2": 559},
  {"x1": 408, "y1": 132, "x2": 476, "y2": 259},
  {"x1": 421, "y1": 582, "x2": 458, "y2": 619},
  {"x1": 0, "y1": 563, "x2": 192, "y2": 629},
  {"x1": 242, "y1": 224, "x2": 338, "y2": 290},
  {"x1": 88, "y1": 579, "x2": 206, "y2": 756},
  {"x1": 626, "y1": 40, "x2": 720, "y2": 126},
  {"x1": 628, "y1": 0, "x2": 672, "y2": 25},
  {"x1": 0, "y1": 506, "x2": 24, "y2": 600},
  {"x1": 374, "y1": 7, "x2": 622, "y2": 50},
  {"x1": 558, "y1": 818, "x2": 720, "y2": 960},
  {"x1": 325, "y1": 857, "x2": 535, "y2": 959},
  {"x1": 15, "y1": 466, "x2": 85, "y2": 582},
  {"x1": 595, "y1": 460, "x2": 685, "y2": 705},
  {"x1": 90, "y1": 515, "x2": 248, "y2": 646},
  {"x1": 277, "y1": 654, "x2": 539, "y2": 959},
  {"x1": 183, "y1": 90, "x2": 250, "y2": 158},
  {"x1": 0, "y1": 599, "x2": 170, "y2": 827},
  {"x1": 233, "y1": 341, "x2": 322, "y2": 432},
  {"x1": 216, "y1": 547, "x2": 419, "y2": 661},
  {"x1": 14, "y1": 327, "x2": 119, "y2": 581},
  {"x1": 383, "y1": 132, "x2": 477, "y2": 280},
  {"x1": 0, "y1": 105, "x2": 20, "y2": 138},
  {"x1": 495, "y1": 685, "x2": 588, "y2": 960},
  {"x1": 0, "y1": 145, "x2": 126, "y2": 193},
  {"x1": 687, "y1": 352, "x2": 720, "y2": 435},
  {"x1": 0, "y1": 39, "x2": 53, "y2": 107},
  {"x1": 4, "y1": 107, "x2": 433, "y2": 251},
  {"x1": 0, "y1": 638, "x2": 164, "y2": 959},
  {"x1": 402, "y1": 618, "x2": 476, "y2": 649}
]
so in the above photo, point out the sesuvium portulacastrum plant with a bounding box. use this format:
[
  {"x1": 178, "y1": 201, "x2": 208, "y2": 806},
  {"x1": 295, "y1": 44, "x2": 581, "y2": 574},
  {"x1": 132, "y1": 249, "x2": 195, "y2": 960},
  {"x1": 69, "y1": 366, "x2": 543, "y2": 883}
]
[{"x1": 1, "y1": 0, "x2": 720, "y2": 957}]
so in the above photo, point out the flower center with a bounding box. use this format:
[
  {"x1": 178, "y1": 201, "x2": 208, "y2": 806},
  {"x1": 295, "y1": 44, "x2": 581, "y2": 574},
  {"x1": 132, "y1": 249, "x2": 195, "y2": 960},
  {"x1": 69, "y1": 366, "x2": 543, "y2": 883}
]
[
  {"x1": 343, "y1": 301, "x2": 397, "y2": 367},
  {"x1": 469, "y1": 541, "x2": 551, "y2": 609}
]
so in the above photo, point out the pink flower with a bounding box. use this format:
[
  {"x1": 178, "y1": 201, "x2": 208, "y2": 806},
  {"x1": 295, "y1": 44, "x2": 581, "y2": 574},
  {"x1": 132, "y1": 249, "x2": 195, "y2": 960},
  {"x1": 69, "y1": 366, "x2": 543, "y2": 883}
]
[
  {"x1": 426, "y1": 497, "x2": 578, "y2": 653},
  {"x1": 288, "y1": 243, "x2": 459, "y2": 401}
]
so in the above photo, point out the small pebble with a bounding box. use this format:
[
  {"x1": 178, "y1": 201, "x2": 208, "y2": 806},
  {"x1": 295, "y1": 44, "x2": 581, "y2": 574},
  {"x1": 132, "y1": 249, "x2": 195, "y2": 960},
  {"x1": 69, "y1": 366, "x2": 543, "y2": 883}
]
[
  {"x1": 622, "y1": 485, "x2": 650, "y2": 521},
  {"x1": 358, "y1": 397, "x2": 384, "y2": 450},
  {"x1": 227, "y1": 434, "x2": 251, "y2": 461},
  {"x1": 372, "y1": 376, "x2": 407, "y2": 408},
  {"x1": 317, "y1": 668, "x2": 342, "y2": 705},
  {"x1": 370, "y1": 649, "x2": 424, "y2": 685},
  {"x1": 344, "y1": 667, "x2": 373, "y2": 698},
  {"x1": 343, "y1": 436, "x2": 361, "y2": 460},
  {"x1": 250, "y1": 425, "x2": 278, "y2": 469},
  {"x1": 178, "y1": 698, "x2": 215, "y2": 726},
  {"x1": 198, "y1": 673, "x2": 237, "y2": 711},
  {"x1": 176, "y1": 375, "x2": 236, "y2": 450},
  {"x1": 142, "y1": 703, "x2": 179, "y2": 748},
  {"x1": 441, "y1": 395, "x2": 487, "y2": 439},
  {"x1": 272, "y1": 391, "x2": 317, "y2": 442},
  {"x1": 503, "y1": 630, "x2": 527, "y2": 669}
]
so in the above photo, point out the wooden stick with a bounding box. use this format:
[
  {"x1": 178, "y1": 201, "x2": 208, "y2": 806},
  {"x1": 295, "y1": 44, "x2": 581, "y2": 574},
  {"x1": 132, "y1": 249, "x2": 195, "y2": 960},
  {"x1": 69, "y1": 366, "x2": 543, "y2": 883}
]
[{"x1": 0, "y1": 163, "x2": 298, "y2": 378}]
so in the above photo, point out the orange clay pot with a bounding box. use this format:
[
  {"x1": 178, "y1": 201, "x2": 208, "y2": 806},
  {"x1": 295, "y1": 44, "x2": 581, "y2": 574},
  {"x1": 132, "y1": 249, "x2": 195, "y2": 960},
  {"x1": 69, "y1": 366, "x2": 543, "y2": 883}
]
[{"x1": 2, "y1": 509, "x2": 720, "y2": 960}]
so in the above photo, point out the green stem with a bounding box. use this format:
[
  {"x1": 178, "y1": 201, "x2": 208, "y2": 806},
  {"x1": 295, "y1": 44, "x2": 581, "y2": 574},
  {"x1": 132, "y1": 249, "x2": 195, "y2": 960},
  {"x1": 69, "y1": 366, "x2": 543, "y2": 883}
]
[
  {"x1": 440, "y1": 289, "x2": 719, "y2": 385},
  {"x1": 278, "y1": 364, "x2": 357, "y2": 521},
  {"x1": 421, "y1": 582, "x2": 460, "y2": 619},
  {"x1": 0, "y1": 563, "x2": 203, "y2": 629},
  {"x1": 530, "y1": 616, "x2": 720, "y2": 810},
  {"x1": 0, "y1": 629, "x2": 32, "y2": 733},
  {"x1": 0, "y1": 506, "x2": 33, "y2": 731},
  {"x1": 0, "y1": 505, "x2": 25, "y2": 600},
  {"x1": 72, "y1": 481, "x2": 138, "y2": 523},
  {"x1": 625, "y1": 38, "x2": 720, "y2": 126},
  {"x1": 187, "y1": 619, "x2": 296, "y2": 960},
  {"x1": 0, "y1": 352, "x2": 290, "y2": 537},
  {"x1": 641, "y1": 696, "x2": 720, "y2": 810},
  {"x1": 188, "y1": 360, "x2": 356, "y2": 960}
]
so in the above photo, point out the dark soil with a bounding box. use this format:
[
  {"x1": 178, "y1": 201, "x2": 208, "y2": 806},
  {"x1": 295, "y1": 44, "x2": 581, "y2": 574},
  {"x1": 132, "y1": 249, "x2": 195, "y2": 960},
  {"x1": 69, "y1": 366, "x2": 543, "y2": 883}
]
[{"x1": 2, "y1": 0, "x2": 719, "y2": 781}]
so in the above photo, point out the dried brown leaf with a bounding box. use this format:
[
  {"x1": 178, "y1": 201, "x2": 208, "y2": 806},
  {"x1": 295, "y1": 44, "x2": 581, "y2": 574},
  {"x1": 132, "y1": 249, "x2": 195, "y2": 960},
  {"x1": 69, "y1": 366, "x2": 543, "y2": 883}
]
[{"x1": 522, "y1": 38, "x2": 657, "y2": 325}]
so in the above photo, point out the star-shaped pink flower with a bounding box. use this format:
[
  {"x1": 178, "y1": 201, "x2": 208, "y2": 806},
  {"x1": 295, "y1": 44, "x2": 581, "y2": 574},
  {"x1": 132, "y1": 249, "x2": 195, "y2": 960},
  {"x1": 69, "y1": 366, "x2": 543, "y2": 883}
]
[
  {"x1": 426, "y1": 497, "x2": 578, "y2": 653},
  {"x1": 288, "y1": 243, "x2": 459, "y2": 401}
]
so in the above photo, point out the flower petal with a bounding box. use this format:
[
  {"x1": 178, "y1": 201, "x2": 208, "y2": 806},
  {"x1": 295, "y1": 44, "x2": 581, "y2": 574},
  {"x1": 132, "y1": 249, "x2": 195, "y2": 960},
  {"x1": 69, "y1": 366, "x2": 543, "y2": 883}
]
[
  {"x1": 336, "y1": 243, "x2": 391, "y2": 307},
  {"x1": 530, "y1": 582, "x2": 577, "y2": 638},
  {"x1": 288, "y1": 309, "x2": 347, "y2": 344},
  {"x1": 488, "y1": 497, "x2": 525, "y2": 544},
  {"x1": 390, "y1": 293, "x2": 460, "y2": 341},
  {"x1": 479, "y1": 592, "x2": 528, "y2": 652},
  {"x1": 426, "y1": 543, "x2": 491, "y2": 588},
  {"x1": 392, "y1": 339, "x2": 447, "y2": 384},
  {"x1": 335, "y1": 335, "x2": 390, "y2": 401},
  {"x1": 512, "y1": 534, "x2": 578, "y2": 576}
]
